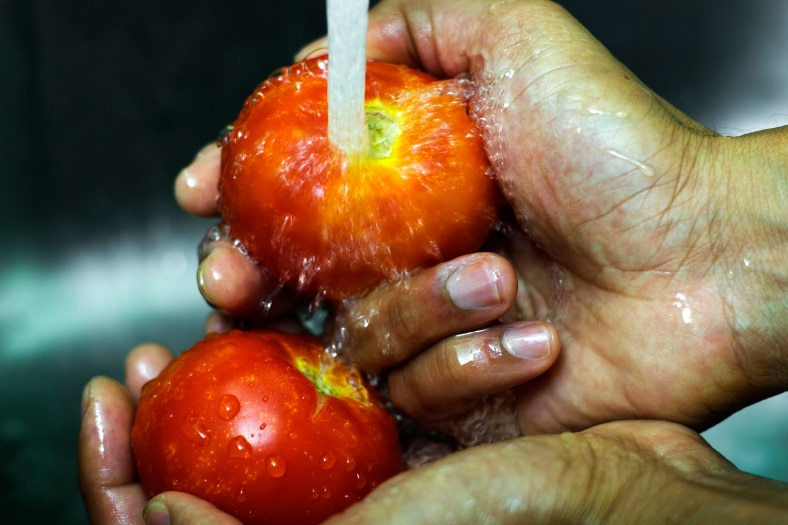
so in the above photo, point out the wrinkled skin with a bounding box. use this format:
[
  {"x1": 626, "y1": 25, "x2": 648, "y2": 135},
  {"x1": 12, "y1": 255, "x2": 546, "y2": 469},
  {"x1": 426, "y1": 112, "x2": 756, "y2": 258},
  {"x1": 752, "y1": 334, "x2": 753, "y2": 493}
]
[{"x1": 81, "y1": 0, "x2": 788, "y2": 523}]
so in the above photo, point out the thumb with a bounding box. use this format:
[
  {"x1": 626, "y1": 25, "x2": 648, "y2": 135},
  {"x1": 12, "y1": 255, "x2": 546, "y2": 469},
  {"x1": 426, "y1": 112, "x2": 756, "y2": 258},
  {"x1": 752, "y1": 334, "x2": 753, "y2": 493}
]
[{"x1": 143, "y1": 492, "x2": 244, "y2": 525}]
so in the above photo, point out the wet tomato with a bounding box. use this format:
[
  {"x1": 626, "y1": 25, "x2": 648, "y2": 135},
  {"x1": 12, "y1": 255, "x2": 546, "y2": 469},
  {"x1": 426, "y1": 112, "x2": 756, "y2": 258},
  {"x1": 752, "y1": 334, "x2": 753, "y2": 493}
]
[
  {"x1": 219, "y1": 56, "x2": 499, "y2": 300},
  {"x1": 131, "y1": 330, "x2": 402, "y2": 525}
]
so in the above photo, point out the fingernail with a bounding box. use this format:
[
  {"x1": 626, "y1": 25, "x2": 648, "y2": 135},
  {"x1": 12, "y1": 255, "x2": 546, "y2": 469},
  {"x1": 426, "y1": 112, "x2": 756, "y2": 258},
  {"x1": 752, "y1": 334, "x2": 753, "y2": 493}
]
[
  {"x1": 80, "y1": 381, "x2": 93, "y2": 418},
  {"x1": 295, "y1": 36, "x2": 328, "y2": 61},
  {"x1": 196, "y1": 142, "x2": 218, "y2": 158},
  {"x1": 446, "y1": 261, "x2": 503, "y2": 311},
  {"x1": 502, "y1": 324, "x2": 552, "y2": 360},
  {"x1": 143, "y1": 500, "x2": 170, "y2": 525}
]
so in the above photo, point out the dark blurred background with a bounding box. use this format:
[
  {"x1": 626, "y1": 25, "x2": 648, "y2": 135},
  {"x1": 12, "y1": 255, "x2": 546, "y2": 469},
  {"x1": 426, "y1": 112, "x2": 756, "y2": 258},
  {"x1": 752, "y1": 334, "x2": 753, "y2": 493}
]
[{"x1": 1, "y1": 1, "x2": 786, "y2": 523}]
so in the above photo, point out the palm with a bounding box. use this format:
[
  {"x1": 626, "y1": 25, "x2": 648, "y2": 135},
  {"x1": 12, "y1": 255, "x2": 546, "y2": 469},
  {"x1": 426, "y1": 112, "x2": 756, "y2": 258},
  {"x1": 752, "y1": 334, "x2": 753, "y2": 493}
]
[{"x1": 493, "y1": 64, "x2": 741, "y2": 432}]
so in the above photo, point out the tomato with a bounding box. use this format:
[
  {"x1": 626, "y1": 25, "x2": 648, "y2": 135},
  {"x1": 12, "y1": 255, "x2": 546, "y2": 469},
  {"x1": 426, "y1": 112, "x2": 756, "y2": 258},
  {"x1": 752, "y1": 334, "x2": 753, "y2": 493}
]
[
  {"x1": 131, "y1": 330, "x2": 402, "y2": 525},
  {"x1": 219, "y1": 56, "x2": 499, "y2": 300}
]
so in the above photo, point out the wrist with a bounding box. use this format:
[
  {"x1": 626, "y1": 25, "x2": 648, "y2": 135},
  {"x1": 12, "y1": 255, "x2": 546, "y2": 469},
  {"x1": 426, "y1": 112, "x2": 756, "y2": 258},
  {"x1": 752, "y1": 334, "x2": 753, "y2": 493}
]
[
  {"x1": 588, "y1": 423, "x2": 788, "y2": 524},
  {"x1": 706, "y1": 128, "x2": 788, "y2": 394}
]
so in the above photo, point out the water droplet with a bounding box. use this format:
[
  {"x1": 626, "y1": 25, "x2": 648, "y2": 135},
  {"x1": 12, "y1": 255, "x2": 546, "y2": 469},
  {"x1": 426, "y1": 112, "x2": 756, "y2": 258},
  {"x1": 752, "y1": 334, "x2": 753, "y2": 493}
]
[
  {"x1": 498, "y1": 67, "x2": 515, "y2": 80},
  {"x1": 182, "y1": 422, "x2": 211, "y2": 446},
  {"x1": 320, "y1": 452, "x2": 337, "y2": 470},
  {"x1": 262, "y1": 395, "x2": 269, "y2": 403},
  {"x1": 309, "y1": 487, "x2": 320, "y2": 500},
  {"x1": 321, "y1": 486, "x2": 332, "y2": 499},
  {"x1": 216, "y1": 125, "x2": 234, "y2": 147},
  {"x1": 672, "y1": 293, "x2": 694, "y2": 325},
  {"x1": 603, "y1": 148, "x2": 655, "y2": 177},
  {"x1": 266, "y1": 455, "x2": 287, "y2": 478},
  {"x1": 344, "y1": 454, "x2": 356, "y2": 472},
  {"x1": 228, "y1": 436, "x2": 253, "y2": 459},
  {"x1": 259, "y1": 422, "x2": 267, "y2": 431},
  {"x1": 217, "y1": 394, "x2": 241, "y2": 420},
  {"x1": 237, "y1": 488, "x2": 247, "y2": 503},
  {"x1": 354, "y1": 472, "x2": 367, "y2": 490}
]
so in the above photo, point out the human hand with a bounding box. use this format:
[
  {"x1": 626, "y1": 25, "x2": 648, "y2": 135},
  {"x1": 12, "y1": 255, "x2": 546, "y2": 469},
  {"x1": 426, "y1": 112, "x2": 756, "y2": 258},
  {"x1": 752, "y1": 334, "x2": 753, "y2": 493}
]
[
  {"x1": 179, "y1": 0, "x2": 788, "y2": 438},
  {"x1": 297, "y1": 0, "x2": 788, "y2": 433},
  {"x1": 323, "y1": 420, "x2": 788, "y2": 525}
]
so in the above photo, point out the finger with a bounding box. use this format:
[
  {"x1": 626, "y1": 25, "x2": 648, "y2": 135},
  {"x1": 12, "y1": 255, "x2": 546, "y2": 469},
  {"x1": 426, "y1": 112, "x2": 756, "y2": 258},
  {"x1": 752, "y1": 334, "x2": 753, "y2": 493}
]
[
  {"x1": 78, "y1": 376, "x2": 148, "y2": 525},
  {"x1": 388, "y1": 320, "x2": 558, "y2": 431},
  {"x1": 143, "y1": 492, "x2": 244, "y2": 525},
  {"x1": 197, "y1": 240, "x2": 301, "y2": 319},
  {"x1": 174, "y1": 142, "x2": 221, "y2": 217},
  {"x1": 125, "y1": 343, "x2": 175, "y2": 405},
  {"x1": 197, "y1": 241, "x2": 272, "y2": 317},
  {"x1": 205, "y1": 311, "x2": 235, "y2": 335},
  {"x1": 331, "y1": 252, "x2": 517, "y2": 373},
  {"x1": 294, "y1": 36, "x2": 328, "y2": 62}
]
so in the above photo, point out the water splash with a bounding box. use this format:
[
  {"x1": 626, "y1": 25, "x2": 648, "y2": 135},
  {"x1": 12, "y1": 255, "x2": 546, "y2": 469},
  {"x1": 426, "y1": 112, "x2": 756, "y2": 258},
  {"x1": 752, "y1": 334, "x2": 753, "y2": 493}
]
[{"x1": 445, "y1": 390, "x2": 521, "y2": 448}]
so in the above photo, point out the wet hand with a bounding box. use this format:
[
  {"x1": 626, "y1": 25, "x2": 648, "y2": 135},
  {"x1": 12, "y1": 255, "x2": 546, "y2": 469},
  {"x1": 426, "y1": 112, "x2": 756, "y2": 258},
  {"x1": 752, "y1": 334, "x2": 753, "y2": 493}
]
[{"x1": 177, "y1": 0, "x2": 788, "y2": 436}]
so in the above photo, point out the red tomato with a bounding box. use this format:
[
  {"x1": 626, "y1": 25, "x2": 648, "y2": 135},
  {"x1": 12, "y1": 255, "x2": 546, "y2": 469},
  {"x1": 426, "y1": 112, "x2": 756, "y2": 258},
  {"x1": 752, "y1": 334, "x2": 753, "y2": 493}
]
[
  {"x1": 131, "y1": 330, "x2": 402, "y2": 525},
  {"x1": 219, "y1": 56, "x2": 499, "y2": 300}
]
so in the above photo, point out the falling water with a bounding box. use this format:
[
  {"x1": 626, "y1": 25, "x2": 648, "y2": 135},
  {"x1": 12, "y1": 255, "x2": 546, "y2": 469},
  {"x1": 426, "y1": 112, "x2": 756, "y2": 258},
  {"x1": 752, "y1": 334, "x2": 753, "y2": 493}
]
[{"x1": 326, "y1": 0, "x2": 370, "y2": 159}]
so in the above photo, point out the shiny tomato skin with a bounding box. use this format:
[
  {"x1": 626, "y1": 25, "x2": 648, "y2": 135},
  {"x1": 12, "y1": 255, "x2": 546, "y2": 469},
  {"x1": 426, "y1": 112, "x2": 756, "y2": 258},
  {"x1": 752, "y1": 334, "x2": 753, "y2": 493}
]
[
  {"x1": 219, "y1": 56, "x2": 499, "y2": 300},
  {"x1": 131, "y1": 330, "x2": 402, "y2": 525}
]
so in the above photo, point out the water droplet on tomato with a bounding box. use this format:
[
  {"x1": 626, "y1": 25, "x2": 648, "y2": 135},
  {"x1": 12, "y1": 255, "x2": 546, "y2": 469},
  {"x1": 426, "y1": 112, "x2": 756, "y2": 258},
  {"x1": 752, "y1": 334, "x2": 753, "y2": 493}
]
[
  {"x1": 237, "y1": 488, "x2": 247, "y2": 503},
  {"x1": 262, "y1": 395, "x2": 269, "y2": 402},
  {"x1": 217, "y1": 394, "x2": 241, "y2": 420},
  {"x1": 228, "y1": 436, "x2": 252, "y2": 459},
  {"x1": 354, "y1": 472, "x2": 367, "y2": 490},
  {"x1": 309, "y1": 487, "x2": 320, "y2": 500},
  {"x1": 182, "y1": 422, "x2": 211, "y2": 446},
  {"x1": 344, "y1": 454, "x2": 357, "y2": 472},
  {"x1": 217, "y1": 125, "x2": 234, "y2": 147},
  {"x1": 259, "y1": 422, "x2": 267, "y2": 430},
  {"x1": 321, "y1": 486, "x2": 332, "y2": 499},
  {"x1": 266, "y1": 455, "x2": 287, "y2": 478},
  {"x1": 320, "y1": 452, "x2": 337, "y2": 470}
]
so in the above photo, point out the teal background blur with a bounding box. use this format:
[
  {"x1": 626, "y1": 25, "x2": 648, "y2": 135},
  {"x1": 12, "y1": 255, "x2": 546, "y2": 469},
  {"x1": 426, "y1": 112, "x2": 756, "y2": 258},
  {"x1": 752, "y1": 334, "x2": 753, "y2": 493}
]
[{"x1": 1, "y1": 1, "x2": 786, "y2": 524}]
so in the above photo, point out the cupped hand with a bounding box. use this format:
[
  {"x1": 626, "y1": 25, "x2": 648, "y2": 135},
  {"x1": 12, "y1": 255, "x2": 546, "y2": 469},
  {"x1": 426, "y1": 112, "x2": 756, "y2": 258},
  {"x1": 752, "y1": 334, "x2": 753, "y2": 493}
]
[
  {"x1": 179, "y1": 0, "x2": 788, "y2": 436},
  {"x1": 339, "y1": 0, "x2": 788, "y2": 434},
  {"x1": 324, "y1": 420, "x2": 788, "y2": 524}
]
